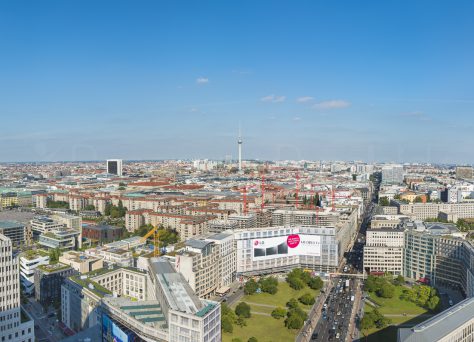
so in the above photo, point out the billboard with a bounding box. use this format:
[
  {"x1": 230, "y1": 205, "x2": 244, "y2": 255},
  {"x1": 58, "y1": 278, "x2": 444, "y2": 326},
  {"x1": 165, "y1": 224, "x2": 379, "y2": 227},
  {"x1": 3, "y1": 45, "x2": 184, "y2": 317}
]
[
  {"x1": 252, "y1": 234, "x2": 321, "y2": 260},
  {"x1": 102, "y1": 314, "x2": 137, "y2": 342}
]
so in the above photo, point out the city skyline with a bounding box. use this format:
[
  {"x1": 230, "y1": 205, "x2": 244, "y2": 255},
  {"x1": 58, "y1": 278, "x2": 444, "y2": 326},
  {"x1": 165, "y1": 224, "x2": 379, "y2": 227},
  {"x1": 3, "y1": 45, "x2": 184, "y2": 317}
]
[{"x1": 1, "y1": 1, "x2": 474, "y2": 163}]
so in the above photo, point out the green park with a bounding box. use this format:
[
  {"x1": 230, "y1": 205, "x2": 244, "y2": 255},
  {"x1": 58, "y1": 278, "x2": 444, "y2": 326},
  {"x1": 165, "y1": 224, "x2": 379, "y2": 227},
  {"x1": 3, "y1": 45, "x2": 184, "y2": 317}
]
[
  {"x1": 222, "y1": 269, "x2": 323, "y2": 342},
  {"x1": 361, "y1": 275, "x2": 440, "y2": 341}
]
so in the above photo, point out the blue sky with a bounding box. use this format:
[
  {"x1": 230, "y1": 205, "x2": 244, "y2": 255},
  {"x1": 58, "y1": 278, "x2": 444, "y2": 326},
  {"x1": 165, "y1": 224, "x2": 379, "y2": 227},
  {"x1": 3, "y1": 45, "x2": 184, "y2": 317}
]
[{"x1": 0, "y1": 1, "x2": 473, "y2": 163}]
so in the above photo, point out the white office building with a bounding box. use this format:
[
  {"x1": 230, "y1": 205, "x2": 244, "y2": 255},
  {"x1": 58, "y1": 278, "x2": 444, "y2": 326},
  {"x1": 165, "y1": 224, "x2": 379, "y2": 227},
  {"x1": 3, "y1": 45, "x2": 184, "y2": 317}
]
[
  {"x1": 363, "y1": 228, "x2": 405, "y2": 275},
  {"x1": 382, "y1": 164, "x2": 404, "y2": 185},
  {"x1": 0, "y1": 235, "x2": 35, "y2": 342},
  {"x1": 234, "y1": 225, "x2": 338, "y2": 275},
  {"x1": 19, "y1": 251, "x2": 50, "y2": 294}
]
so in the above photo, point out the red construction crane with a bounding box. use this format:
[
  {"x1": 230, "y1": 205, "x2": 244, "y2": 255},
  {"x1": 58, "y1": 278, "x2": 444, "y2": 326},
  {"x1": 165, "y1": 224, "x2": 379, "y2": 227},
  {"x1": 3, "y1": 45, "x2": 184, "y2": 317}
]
[
  {"x1": 295, "y1": 172, "x2": 300, "y2": 209},
  {"x1": 239, "y1": 184, "x2": 259, "y2": 215},
  {"x1": 261, "y1": 172, "x2": 265, "y2": 210}
]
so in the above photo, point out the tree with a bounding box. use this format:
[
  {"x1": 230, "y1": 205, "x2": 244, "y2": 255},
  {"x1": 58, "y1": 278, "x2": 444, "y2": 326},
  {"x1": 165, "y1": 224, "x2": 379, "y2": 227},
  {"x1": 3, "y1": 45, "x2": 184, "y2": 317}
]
[
  {"x1": 377, "y1": 283, "x2": 395, "y2": 298},
  {"x1": 221, "y1": 316, "x2": 233, "y2": 333},
  {"x1": 427, "y1": 295, "x2": 440, "y2": 311},
  {"x1": 271, "y1": 307, "x2": 287, "y2": 319},
  {"x1": 287, "y1": 276, "x2": 305, "y2": 290},
  {"x1": 236, "y1": 317, "x2": 247, "y2": 328},
  {"x1": 414, "y1": 196, "x2": 423, "y2": 203},
  {"x1": 248, "y1": 338, "x2": 258, "y2": 342},
  {"x1": 379, "y1": 197, "x2": 390, "y2": 206},
  {"x1": 298, "y1": 293, "x2": 315, "y2": 305},
  {"x1": 308, "y1": 277, "x2": 323, "y2": 290},
  {"x1": 244, "y1": 279, "x2": 258, "y2": 295},
  {"x1": 285, "y1": 314, "x2": 304, "y2": 329},
  {"x1": 235, "y1": 302, "x2": 251, "y2": 318},
  {"x1": 49, "y1": 248, "x2": 62, "y2": 263},
  {"x1": 360, "y1": 315, "x2": 375, "y2": 331},
  {"x1": 393, "y1": 275, "x2": 405, "y2": 286},
  {"x1": 84, "y1": 204, "x2": 96, "y2": 211},
  {"x1": 286, "y1": 298, "x2": 299, "y2": 310},
  {"x1": 104, "y1": 203, "x2": 112, "y2": 216},
  {"x1": 259, "y1": 277, "x2": 278, "y2": 294},
  {"x1": 361, "y1": 310, "x2": 390, "y2": 330},
  {"x1": 365, "y1": 275, "x2": 378, "y2": 292}
]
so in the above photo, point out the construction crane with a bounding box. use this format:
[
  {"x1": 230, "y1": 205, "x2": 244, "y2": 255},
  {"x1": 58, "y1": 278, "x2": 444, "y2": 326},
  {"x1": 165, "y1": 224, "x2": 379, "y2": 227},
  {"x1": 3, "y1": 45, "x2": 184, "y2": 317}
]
[
  {"x1": 295, "y1": 172, "x2": 300, "y2": 209},
  {"x1": 140, "y1": 225, "x2": 161, "y2": 257}
]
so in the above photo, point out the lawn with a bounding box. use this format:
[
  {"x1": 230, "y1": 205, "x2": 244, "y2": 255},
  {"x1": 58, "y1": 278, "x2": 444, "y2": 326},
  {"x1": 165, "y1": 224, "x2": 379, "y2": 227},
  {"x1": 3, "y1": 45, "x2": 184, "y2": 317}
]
[
  {"x1": 367, "y1": 286, "x2": 428, "y2": 315},
  {"x1": 362, "y1": 285, "x2": 433, "y2": 341},
  {"x1": 239, "y1": 282, "x2": 319, "y2": 308},
  {"x1": 222, "y1": 312, "x2": 298, "y2": 342},
  {"x1": 224, "y1": 281, "x2": 320, "y2": 342}
]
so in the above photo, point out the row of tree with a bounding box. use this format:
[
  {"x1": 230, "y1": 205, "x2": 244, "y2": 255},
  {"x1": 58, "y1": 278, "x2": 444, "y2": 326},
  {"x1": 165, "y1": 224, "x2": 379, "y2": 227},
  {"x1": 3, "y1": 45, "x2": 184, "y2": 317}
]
[
  {"x1": 456, "y1": 218, "x2": 474, "y2": 232},
  {"x1": 286, "y1": 268, "x2": 323, "y2": 291},
  {"x1": 134, "y1": 224, "x2": 179, "y2": 247},
  {"x1": 283, "y1": 298, "x2": 308, "y2": 329},
  {"x1": 244, "y1": 277, "x2": 278, "y2": 295},
  {"x1": 46, "y1": 200, "x2": 69, "y2": 209},
  {"x1": 365, "y1": 275, "x2": 397, "y2": 298},
  {"x1": 104, "y1": 200, "x2": 127, "y2": 218},
  {"x1": 221, "y1": 303, "x2": 252, "y2": 334},
  {"x1": 400, "y1": 285, "x2": 440, "y2": 311},
  {"x1": 365, "y1": 274, "x2": 440, "y2": 311},
  {"x1": 360, "y1": 309, "x2": 391, "y2": 331}
]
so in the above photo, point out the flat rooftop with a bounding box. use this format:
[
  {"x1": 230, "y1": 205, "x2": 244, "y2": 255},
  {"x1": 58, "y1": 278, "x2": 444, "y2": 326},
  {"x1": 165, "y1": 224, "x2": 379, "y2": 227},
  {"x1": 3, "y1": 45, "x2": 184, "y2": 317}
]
[
  {"x1": 149, "y1": 258, "x2": 204, "y2": 314},
  {"x1": 102, "y1": 297, "x2": 168, "y2": 333},
  {"x1": 398, "y1": 297, "x2": 474, "y2": 342},
  {"x1": 0, "y1": 220, "x2": 24, "y2": 229}
]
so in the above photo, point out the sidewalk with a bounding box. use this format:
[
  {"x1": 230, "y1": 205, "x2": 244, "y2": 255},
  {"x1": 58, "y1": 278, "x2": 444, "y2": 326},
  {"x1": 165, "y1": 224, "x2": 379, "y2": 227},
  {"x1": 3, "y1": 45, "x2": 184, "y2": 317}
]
[{"x1": 346, "y1": 279, "x2": 362, "y2": 342}]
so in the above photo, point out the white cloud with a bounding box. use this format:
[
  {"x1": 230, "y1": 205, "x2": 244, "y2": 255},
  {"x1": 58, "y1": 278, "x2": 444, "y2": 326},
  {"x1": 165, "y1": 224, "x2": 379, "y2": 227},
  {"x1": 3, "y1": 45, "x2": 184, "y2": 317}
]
[
  {"x1": 261, "y1": 94, "x2": 286, "y2": 103},
  {"x1": 296, "y1": 96, "x2": 314, "y2": 103},
  {"x1": 196, "y1": 77, "x2": 209, "y2": 84},
  {"x1": 190, "y1": 108, "x2": 198, "y2": 112},
  {"x1": 313, "y1": 100, "x2": 350, "y2": 109},
  {"x1": 293, "y1": 116, "x2": 302, "y2": 121}
]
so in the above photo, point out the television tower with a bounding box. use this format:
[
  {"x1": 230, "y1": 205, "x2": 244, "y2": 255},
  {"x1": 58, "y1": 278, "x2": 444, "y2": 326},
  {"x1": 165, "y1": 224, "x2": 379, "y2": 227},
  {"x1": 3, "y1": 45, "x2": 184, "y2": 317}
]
[{"x1": 238, "y1": 127, "x2": 243, "y2": 172}]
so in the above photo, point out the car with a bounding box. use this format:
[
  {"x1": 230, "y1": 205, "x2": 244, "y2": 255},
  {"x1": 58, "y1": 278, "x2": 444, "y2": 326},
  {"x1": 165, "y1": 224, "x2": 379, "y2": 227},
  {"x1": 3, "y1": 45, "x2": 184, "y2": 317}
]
[
  {"x1": 336, "y1": 333, "x2": 340, "y2": 339},
  {"x1": 47, "y1": 313, "x2": 55, "y2": 318},
  {"x1": 311, "y1": 332, "x2": 319, "y2": 340}
]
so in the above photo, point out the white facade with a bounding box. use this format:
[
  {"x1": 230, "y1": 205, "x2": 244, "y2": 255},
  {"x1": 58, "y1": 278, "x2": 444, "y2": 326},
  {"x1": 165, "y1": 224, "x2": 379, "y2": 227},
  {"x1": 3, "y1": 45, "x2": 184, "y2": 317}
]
[
  {"x1": 234, "y1": 226, "x2": 338, "y2": 275},
  {"x1": 363, "y1": 229, "x2": 405, "y2": 275},
  {"x1": 382, "y1": 164, "x2": 404, "y2": 185},
  {"x1": 0, "y1": 235, "x2": 35, "y2": 342},
  {"x1": 19, "y1": 253, "x2": 50, "y2": 294}
]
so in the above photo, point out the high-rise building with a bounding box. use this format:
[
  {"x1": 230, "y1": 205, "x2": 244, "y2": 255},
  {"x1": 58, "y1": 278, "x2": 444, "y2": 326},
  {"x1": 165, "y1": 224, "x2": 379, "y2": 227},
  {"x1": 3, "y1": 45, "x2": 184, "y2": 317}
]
[
  {"x1": 106, "y1": 159, "x2": 123, "y2": 176},
  {"x1": 0, "y1": 221, "x2": 29, "y2": 248},
  {"x1": 0, "y1": 234, "x2": 35, "y2": 342},
  {"x1": 381, "y1": 164, "x2": 405, "y2": 184}
]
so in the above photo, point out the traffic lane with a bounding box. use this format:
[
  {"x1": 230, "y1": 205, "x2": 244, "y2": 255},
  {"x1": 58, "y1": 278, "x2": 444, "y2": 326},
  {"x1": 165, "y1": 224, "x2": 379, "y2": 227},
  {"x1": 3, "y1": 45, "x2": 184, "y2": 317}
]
[{"x1": 314, "y1": 283, "x2": 355, "y2": 340}]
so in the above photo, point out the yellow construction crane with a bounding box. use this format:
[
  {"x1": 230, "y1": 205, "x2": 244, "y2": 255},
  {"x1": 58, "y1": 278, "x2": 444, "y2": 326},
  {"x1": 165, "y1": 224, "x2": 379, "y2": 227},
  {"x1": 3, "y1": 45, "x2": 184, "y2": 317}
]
[{"x1": 140, "y1": 225, "x2": 160, "y2": 257}]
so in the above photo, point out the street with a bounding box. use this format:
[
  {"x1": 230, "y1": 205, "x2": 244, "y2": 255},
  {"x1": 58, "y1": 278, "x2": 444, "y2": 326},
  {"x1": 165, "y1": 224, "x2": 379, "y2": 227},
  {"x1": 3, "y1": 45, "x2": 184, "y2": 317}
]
[
  {"x1": 310, "y1": 196, "x2": 377, "y2": 341},
  {"x1": 25, "y1": 297, "x2": 66, "y2": 342}
]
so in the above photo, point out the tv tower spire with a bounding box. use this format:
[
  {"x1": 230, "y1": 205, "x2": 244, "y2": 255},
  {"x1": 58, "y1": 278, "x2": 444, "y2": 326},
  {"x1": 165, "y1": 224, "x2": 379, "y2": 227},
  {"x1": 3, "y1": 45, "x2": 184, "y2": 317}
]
[{"x1": 238, "y1": 125, "x2": 243, "y2": 172}]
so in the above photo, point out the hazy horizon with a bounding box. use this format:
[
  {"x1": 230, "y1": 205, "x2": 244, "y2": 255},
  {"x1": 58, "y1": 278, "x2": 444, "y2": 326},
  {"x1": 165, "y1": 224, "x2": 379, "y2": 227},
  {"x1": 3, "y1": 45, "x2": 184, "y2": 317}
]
[{"x1": 1, "y1": 1, "x2": 473, "y2": 163}]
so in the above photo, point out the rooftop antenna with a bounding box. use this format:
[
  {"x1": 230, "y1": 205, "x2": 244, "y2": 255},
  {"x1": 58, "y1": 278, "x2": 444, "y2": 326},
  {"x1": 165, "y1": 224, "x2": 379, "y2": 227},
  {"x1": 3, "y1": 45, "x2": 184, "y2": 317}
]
[{"x1": 238, "y1": 123, "x2": 243, "y2": 173}]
